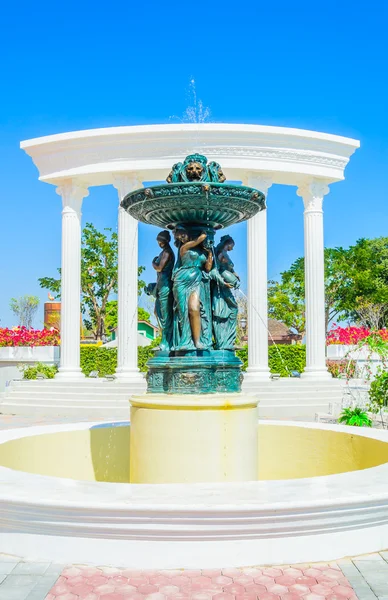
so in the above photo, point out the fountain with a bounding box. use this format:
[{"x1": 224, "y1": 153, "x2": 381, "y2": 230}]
[
  {"x1": 1, "y1": 140, "x2": 388, "y2": 568},
  {"x1": 121, "y1": 153, "x2": 265, "y2": 483}
]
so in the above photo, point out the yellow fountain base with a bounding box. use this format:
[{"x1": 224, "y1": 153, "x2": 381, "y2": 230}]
[{"x1": 129, "y1": 393, "x2": 259, "y2": 484}]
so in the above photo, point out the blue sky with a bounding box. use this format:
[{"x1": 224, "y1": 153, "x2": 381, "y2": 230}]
[{"x1": 0, "y1": 0, "x2": 387, "y2": 327}]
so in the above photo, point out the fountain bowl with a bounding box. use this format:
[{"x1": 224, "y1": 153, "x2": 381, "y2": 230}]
[
  {"x1": 1, "y1": 420, "x2": 388, "y2": 568},
  {"x1": 121, "y1": 182, "x2": 266, "y2": 229}
]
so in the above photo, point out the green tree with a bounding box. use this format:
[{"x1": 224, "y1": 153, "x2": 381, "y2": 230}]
[
  {"x1": 105, "y1": 267, "x2": 148, "y2": 333},
  {"x1": 138, "y1": 307, "x2": 151, "y2": 322},
  {"x1": 268, "y1": 238, "x2": 388, "y2": 333},
  {"x1": 338, "y1": 237, "x2": 388, "y2": 328},
  {"x1": 39, "y1": 223, "x2": 147, "y2": 340},
  {"x1": 268, "y1": 248, "x2": 349, "y2": 335},
  {"x1": 10, "y1": 295, "x2": 40, "y2": 329},
  {"x1": 105, "y1": 303, "x2": 151, "y2": 333}
]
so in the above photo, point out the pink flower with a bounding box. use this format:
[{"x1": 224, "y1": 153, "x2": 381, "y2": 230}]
[
  {"x1": 0, "y1": 327, "x2": 60, "y2": 347},
  {"x1": 326, "y1": 326, "x2": 388, "y2": 346}
]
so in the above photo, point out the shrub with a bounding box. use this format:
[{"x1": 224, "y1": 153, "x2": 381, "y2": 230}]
[
  {"x1": 338, "y1": 407, "x2": 372, "y2": 427},
  {"x1": 369, "y1": 371, "x2": 388, "y2": 411},
  {"x1": 22, "y1": 362, "x2": 58, "y2": 379},
  {"x1": 236, "y1": 346, "x2": 248, "y2": 370},
  {"x1": 79, "y1": 345, "x2": 156, "y2": 376},
  {"x1": 268, "y1": 344, "x2": 306, "y2": 376},
  {"x1": 80, "y1": 346, "x2": 117, "y2": 377},
  {"x1": 22, "y1": 343, "x2": 360, "y2": 381},
  {"x1": 237, "y1": 345, "x2": 306, "y2": 376},
  {"x1": 22, "y1": 345, "x2": 157, "y2": 379},
  {"x1": 138, "y1": 345, "x2": 156, "y2": 372},
  {"x1": 326, "y1": 359, "x2": 356, "y2": 379}
]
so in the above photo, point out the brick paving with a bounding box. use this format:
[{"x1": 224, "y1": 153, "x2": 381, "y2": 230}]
[
  {"x1": 1, "y1": 554, "x2": 388, "y2": 598},
  {"x1": 0, "y1": 555, "x2": 363, "y2": 600}
]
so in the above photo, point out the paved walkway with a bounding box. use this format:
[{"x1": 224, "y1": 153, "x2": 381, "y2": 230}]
[{"x1": 0, "y1": 553, "x2": 388, "y2": 599}]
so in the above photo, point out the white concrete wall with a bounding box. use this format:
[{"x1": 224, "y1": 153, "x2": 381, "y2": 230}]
[
  {"x1": 327, "y1": 344, "x2": 385, "y2": 379},
  {"x1": 0, "y1": 347, "x2": 60, "y2": 393}
]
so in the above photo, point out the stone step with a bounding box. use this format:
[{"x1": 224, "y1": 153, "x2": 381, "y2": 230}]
[
  {"x1": 1, "y1": 399, "x2": 330, "y2": 420},
  {"x1": 4, "y1": 392, "x2": 132, "y2": 401},
  {"x1": 9, "y1": 376, "x2": 342, "y2": 387},
  {"x1": 247, "y1": 389, "x2": 343, "y2": 398},
  {"x1": 315, "y1": 412, "x2": 339, "y2": 423},
  {"x1": 243, "y1": 380, "x2": 344, "y2": 389},
  {"x1": 258, "y1": 403, "x2": 331, "y2": 418},
  {"x1": 0, "y1": 376, "x2": 342, "y2": 418},
  {"x1": 0, "y1": 401, "x2": 129, "y2": 418},
  {"x1": 8, "y1": 379, "x2": 146, "y2": 389},
  {"x1": 4, "y1": 387, "x2": 343, "y2": 399},
  {"x1": 0, "y1": 395, "x2": 332, "y2": 420}
]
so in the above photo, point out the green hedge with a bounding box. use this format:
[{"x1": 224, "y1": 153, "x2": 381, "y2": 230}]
[
  {"x1": 78, "y1": 346, "x2": 155, "y2": 376},
  {"x1": 80, "y1": 346, "x2": 117, "y2": 376},
  {"x1": 237, "y1": 345, "x2": 306, "y2": 375},
  {"x1": 23, "y1": 343, "x2": 307, "y2": 379},
  {"x1": 268, "y1": 344, "x2": 306, "y2": 375}
]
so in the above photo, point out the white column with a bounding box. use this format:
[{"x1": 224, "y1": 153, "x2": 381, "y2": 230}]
[
  {"x1": 113, "y1": 174, "x2": 144, "y2": 382},
  {"x1": 55, "y1": 180, "x2": 89, "y2": 380},
  {"x1": 245, "y1": 174, "x2": 272, "y2": 382},
  {"x1": 297, "y1": 180, "x2": 332, "y2": 379}
]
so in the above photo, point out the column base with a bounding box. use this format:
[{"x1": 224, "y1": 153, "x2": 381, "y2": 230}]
[
  {"x1": 55, "y1": 368, "x2": 85, "y2": 381},
  {"x1": 115, "y1": 368, "x2": 145, "y2": 383},
  {"x1": 301, "y1": 368, "x2": 332, "y2": 380},
  {"x1": 245, "y1": 367, "x2": 271, "y2": 376},
  {"x1": 129, "y1": 393, "x2": 259, "y2": 484},
  {"x1": 242, "y1": 367, "x2": 271, "y2": 392}
]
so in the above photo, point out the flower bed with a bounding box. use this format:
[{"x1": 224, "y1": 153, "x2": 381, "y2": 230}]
[
  {"x1": 0, "y1": 327, "x2": 60, "y2": 347},
  {"x1": 327, "y1": 326, "x2": 388, "y2": 345}
]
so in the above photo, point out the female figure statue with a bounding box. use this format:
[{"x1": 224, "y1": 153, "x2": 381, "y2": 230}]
[
  {"x1": 149, "y1": 230, "x2": 175, "y2": 351},
  {"x1": 212, "y1": 235, "x2": 239, "y2": 350},
  {"x1": 172, "y1": 227, "x2": 213, "y2": 351}
]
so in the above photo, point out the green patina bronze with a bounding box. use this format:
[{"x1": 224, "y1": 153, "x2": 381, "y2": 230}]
[
  {"x1": 122, "y1": 154, "x2": 266, "y2": 394},
  {"x1": 120, "y1": 153, "x2": 265, "y2": 230},
  {"x1": 145, "y1": 230, "x2": 175, "y2": 352},
  {"x1": 147, "y1": 350, "x2": 242, "y2": 394},
  {"x1": 212, "y1": 235, "x2": 239, "y2": 351}
]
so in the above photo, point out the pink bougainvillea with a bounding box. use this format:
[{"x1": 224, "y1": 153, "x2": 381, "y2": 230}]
[
  {"x1": 0, "y1": 327, "x2": 60, "y2": 347},
  {"x1": 327, "y1": 325, "x2": 388, "y2": 345}
]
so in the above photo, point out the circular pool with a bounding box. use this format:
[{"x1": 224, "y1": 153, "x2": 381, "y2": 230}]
[{"x1": 1, "y1": 420, "x2": 388, "y2": 567}]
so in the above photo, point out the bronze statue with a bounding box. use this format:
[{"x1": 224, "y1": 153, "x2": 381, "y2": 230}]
[
  {"x1": 166, "y1": 154, "x2": 226, "y2": 184},
  {"x1": 171, "y1": 226, "x2": 213, "y2": 351},
  {"x1": 123, "y1": 154, "x2": 266, "y2": 394},
  {"x1": 146, "y1": 230, "x2": 175, "y2": 351},
  {"x1": 211, "y1": 235, "x2": 239, "y2": 350}
]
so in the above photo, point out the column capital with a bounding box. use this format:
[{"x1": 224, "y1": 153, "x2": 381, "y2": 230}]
[
  {"x1": 56, "y1": 180, "x2": 89, "y2": 213},
  {"x1": 297, "y1": 180, "x2": 330, "y2": 212},
  {"x1": 113, "y1": 173, "x2": 142, "y2": 201},
  {"x1": 245, "y1": 173, "x2": 273, "y2": 196}
]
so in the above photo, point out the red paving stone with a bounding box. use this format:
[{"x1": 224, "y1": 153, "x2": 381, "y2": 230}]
[{"x1": 46, "y1": 562, "x2": 357, "y2": 599}]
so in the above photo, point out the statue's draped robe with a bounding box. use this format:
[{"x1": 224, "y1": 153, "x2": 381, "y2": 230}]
[
  {"x1": 154, "y1": 251, "x2": 174, "y2": 351},
  {"x1": 172, "y1": 249, "x2": 212, "y2": 351},
  {"x1": 211, "y1": 253, "x2": 238, "y2": 350}
]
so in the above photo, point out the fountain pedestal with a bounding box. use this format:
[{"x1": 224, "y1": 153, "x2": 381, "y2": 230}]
[
  {"x1": 123, "y1": 155, "x2": 265, "y2": 485},
  {"x1": 129, "y1": 394, "x2": 259, "y2": 483}
]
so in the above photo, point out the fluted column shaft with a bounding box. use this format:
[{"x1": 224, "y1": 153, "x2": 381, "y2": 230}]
[
  {"x1": 113, "y1": 174, "x2": 144, "y2": 380},
  {"x1": 297, "y1": 181, "x2": 331, "y2": 379},
  {"x1": 245, "y1": 175, "x2": 272, "y2": 380},
  {"x1": 55, "y1": 181, "x2": 89, "y2": 379}
]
